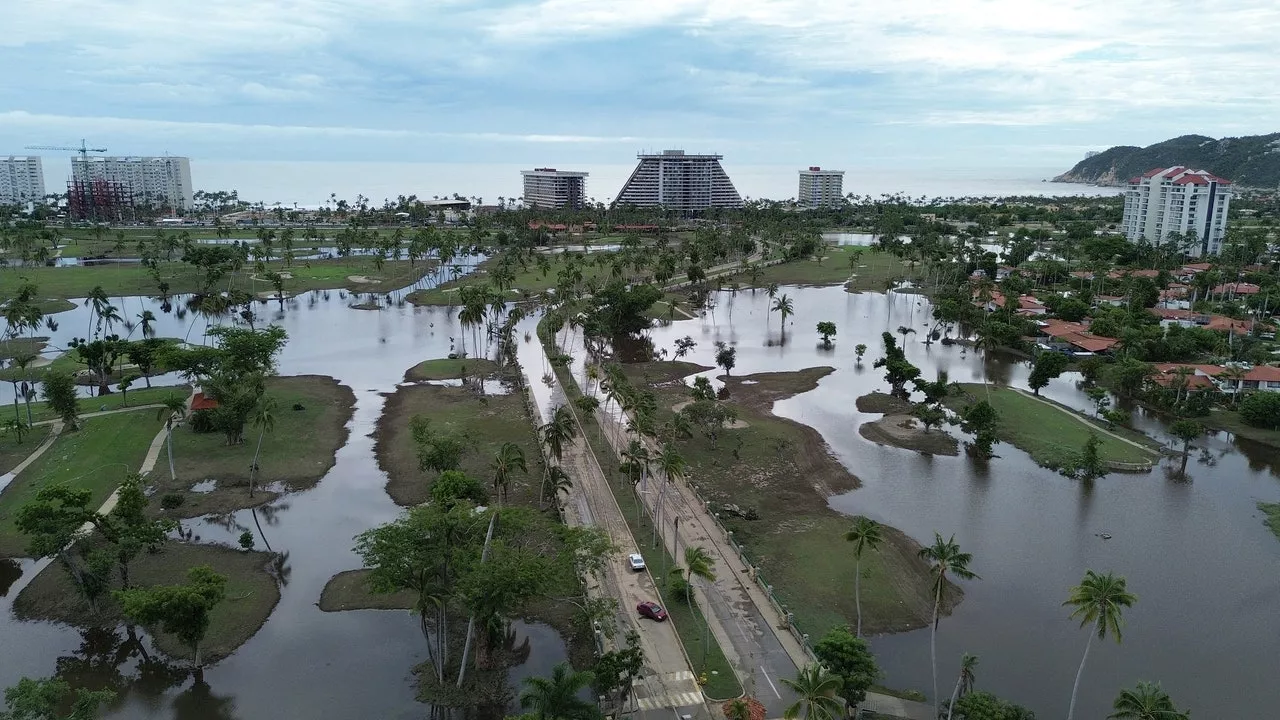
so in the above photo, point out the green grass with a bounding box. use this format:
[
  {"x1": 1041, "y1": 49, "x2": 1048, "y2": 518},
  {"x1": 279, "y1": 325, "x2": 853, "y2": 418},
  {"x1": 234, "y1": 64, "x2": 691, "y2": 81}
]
[
  {"x1": 0, "y1": 337, "x2": 48, "y2": 360},
  {"x1": 405, "y1": 252, "x2": 621, "y2": 305},
  {"x1": 23, "y1": 385, "x2": 191, "y2": 425},
  {"x1": 0, "y1": 338, "x2": 185, "y2": 383},
  {"x1": 743, "y1": 245, "x2": 924, "y2": 293},
  {"x1": 1202, "y1": 408, "x2": 1280, "y2": 449},
  {"x1": 0, "y1": 424, "x2": 52, "y2": 476},
  {"x1": 0, "y1": 257, "x2": 429, "y2": 300},
  {"x1": 0, "y1": 409, "x2": 165, "y2": 557},
  {"x1": 404, "y1": 357, "x2": 501, "y2": 382},
  {"x1": 944, "y1": 384, "x2": 1160, "y2": 470},
  {"x1": 1258, "y1": 502, "x2": 1280, "y2": 541}
]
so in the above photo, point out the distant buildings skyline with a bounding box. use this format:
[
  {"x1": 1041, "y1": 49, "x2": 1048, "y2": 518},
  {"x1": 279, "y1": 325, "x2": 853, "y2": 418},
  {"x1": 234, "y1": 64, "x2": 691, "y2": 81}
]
[
  {"x1": 1122, "y1": 166, "x2": 1232, "y2": 257},
  {"x1": 69, "y1": 156, "x2": 194, "y2": 219},
  {"x1": 614, "y1": 150, "x2": 743, "y2": 211},
  {"x1": 520, "y1": 167, "x2": 588, "y2": 209},
  {"x1": 798, "y1": 166, "x2": 844, "y2": 208},
  {"x1": 0, "y1": 155, "x2": 46, "y2": 206}
]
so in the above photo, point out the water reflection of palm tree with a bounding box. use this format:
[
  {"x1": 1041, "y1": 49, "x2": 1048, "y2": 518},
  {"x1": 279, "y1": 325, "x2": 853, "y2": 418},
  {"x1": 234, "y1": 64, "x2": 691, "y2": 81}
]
[{"x1": 172, "y1": 676, "x2": 237, "y2": 720}]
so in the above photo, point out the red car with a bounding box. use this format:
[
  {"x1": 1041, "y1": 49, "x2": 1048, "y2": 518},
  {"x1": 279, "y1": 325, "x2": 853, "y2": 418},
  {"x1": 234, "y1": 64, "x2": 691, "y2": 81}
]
[{"x1": 637, "y1": 601, "x2": 668, "y2": 622}]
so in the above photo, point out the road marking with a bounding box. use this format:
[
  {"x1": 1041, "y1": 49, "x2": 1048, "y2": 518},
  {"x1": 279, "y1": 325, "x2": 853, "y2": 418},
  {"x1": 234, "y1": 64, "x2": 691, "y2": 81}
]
[
  {"x1": 636, "y1": 692, "x2": 705, "y2": 710},
  {"x1": 761, "y1": 666, "x2": 782, "y2": 698}
]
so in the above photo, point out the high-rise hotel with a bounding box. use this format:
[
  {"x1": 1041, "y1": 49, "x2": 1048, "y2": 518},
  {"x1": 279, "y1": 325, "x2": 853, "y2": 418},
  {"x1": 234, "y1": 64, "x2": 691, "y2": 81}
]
[
  {"x1": 614, "y1": 150, "x2": 742, "y2": 211},
  {"x1": 1121, "y1": 167, "x2": 1232, "y2": 257},
  {"x1": 0, "y1": 156, "x2": 46, "y2": 206},
  {"x1": 521, "y1": 168, "x2": 588, "y2": 209},
  {"x1": 798, "y1": 166, "x2": 844, "y2": 207}
]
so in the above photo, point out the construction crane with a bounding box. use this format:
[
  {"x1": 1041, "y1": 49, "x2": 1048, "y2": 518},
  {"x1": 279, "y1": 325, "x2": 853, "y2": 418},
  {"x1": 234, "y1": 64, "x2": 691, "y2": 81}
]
[{"x1": 24, "y1": 139, "x2": 107, "y2": 161}]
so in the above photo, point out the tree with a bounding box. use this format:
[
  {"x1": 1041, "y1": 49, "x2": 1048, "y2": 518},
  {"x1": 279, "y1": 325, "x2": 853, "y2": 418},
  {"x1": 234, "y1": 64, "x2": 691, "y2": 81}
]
[
  {"x1": 490, "y1": 442, "x2": 527, "y2": 502},
  {"x1": 1109, "y1": 681, "x2": 1189, "y2": 720},
  {"x1": 1027, "y1": 352, "x2": 1070, "y2": 396},
  {"x1": 918, "y1": 533, "x2": 979, "y2": 718},
  {"x1": 947, "y1": 690, "x2": 1036, "y2": 720},
  {"x1": 812, "y1": 626, "x2": 879, "y2": 713},
  {"x1": 772, "y1": 294, "x2": 795, "y2": 328},
  {"x1": 115, "y1": 565, "x2": 228, "y2": 668},
  {"x1": 957, "y1": 400, "x2": 999, "y2": 460},
  {"x1": 854, "y1": 344, "x2": 867, "y2": 365},
  {"x1": 101, "y1": 475, "x2": 176, "y2": 589},
  {"x1": 519, "y1": 663, "x2": 599, "y2": 720},
  {"x1": 780, "y1": 664, "x2": 843, "y2": 720},
  {"x1": 1239, "y1": 392, "x2": 1280, "y2": 429},
  {"x1": 0, "y1": 677, "x2": 114, "y2": 720},
  {"x1": 157, "y1": 394, "x2": 187, "y2": 481},
  {"x1": 15, "y1": 484, "x2": 113, "y2": 611},
  {"x1": 41, "y1": 370, "x2": 79, "y2": 430},
  {"x1": 411, "y1": 415, "x2": 470, "y2": 474},
  {"x1": 673, "y1": 336, "x2": 697, "y2": 360},
  {"x1": 945, "y1": 654, "x2": 979, "y2": 720},
  {"x1": 873, "y1": 332, "x2": 920, "y2": 400},
  {"x1": 4, "y1": 418, "x2": 28, "y2": 445},
  {"x1": 714, "y1": 341, "x2": 737, "y2": 377},
  {"x1": 1168, "y1": 420, "x2": 1203, "y2": 476},
  {"x1": 817, "y1": 321, "x2": 837, "y2": 347},
  {"x1": 912, "y1": 402, "x2": 946, "y2": 432},
  {"x1": 1064, "y1": 570, "x2": 1137, "y2": 720},
  {"x1": 431, "y1": 469, "x2": 488, "y2": 509},
  {"x1": 591, "y1": 631, "x2": 645, "y2": 714},
  {"x1": 540, "y1": 406, "x2": 578, "y2": 465},
  {"x1": 247, "y1": 395, "x2": 277, "y2": 497},
  {"x1": 1062, "y1": 434, "x2": 1108, "y2": 482},
  {"x1": 843, "y1": 517, "x2": 882, "y2": 638}
]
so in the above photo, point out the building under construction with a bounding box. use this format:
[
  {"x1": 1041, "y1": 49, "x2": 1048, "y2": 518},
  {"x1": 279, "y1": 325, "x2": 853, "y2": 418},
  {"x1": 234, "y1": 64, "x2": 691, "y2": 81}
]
[
  {"x1": 67, "y1": 177, "x2": 135, "y2": 222},
  {"x1": 67, "y1": 156, "x2": 194, "y2": 221}
]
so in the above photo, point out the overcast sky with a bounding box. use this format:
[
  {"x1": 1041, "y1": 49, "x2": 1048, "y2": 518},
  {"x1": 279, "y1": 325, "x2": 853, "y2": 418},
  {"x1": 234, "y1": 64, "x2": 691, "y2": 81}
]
[{"x1": 3, "y1": 1, "x2": 1278, "y2": 172}]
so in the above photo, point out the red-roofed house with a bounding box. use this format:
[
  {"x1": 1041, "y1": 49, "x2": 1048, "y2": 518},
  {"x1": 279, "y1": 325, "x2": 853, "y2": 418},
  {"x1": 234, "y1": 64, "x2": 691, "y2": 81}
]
[
  {"x1": 190, "y1": 392, "x2": 219, "y2": 411},
  {"x1": 1033, "y1": 319, "x2": 1119, "y2": 355},
  {"x1": 1211, "y1": 282, "x2": 1261, "y2": 296},
  {"x1": 1107, "y1": 268, "x2": 1160, "y2": 280},
  {"x1": 1218, "y1": 365, "x2": 1280, "y2": 393}
]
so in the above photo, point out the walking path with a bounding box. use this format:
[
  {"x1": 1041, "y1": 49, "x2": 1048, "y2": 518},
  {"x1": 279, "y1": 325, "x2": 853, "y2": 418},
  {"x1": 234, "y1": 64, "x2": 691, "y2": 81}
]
[
  {"x1": 1007, "y1": 387, "x2": 1158, "y2": 456},
  {"x1": 31, "y1": 403, "x2": 165, "y2": 426}
]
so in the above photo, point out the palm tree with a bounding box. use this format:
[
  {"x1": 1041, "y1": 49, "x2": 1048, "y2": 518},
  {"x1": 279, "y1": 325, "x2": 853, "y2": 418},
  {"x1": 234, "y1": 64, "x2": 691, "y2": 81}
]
[
  {"x1": 1065, "y1": 570, "x2": 1137, "y2": 720},
  {"x1": 540, "y1": 405, "x2": 578, "y2": 465},
  {"x1": 655, "y1": 442, "x2": 686, "y2": 483},
  {"x1": 137, "y1": 310, "x2": 157, "y2": 339},
  {"x1": 157, "y1": 394, "x2": 187, "y2": 481},
  {"x1": 519, "y1": 662, "x2": 598, "y2": 720},
  {"x1": 780, "y1": 664, "x2": 843, "y2": 720},
  {"x1": 1109, "y1": 681, "x2": 1189, "y2": 720},
  {"x1": 683, "y1": 545, "x2": 717, "y2": 662},
  {"x1": 772, "y1": 294, "x2": 794, "y2": 328},
  {"x1": 944, "y1": 654, "x2": 979, "y2": 720},
  {"x1": 248, "y1": 396, "x2": 277, "y2": 497},
  {"x1": 843, "y1": 517, "x2": 883, "y2": 638},
  {"x1": 545, "y1": 465, "x2": 573, "y2": 508},
  {"x1": 918, "y1": 533, "x2": 979, "y2": 718},
  {"x1": 490, "y1": 441, "x2": 527, "y2": 503}
]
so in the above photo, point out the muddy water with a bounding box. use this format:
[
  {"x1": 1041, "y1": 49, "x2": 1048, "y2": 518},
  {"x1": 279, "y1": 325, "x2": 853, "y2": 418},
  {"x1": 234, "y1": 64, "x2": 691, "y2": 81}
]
[
  {"x1": 641, "y1": 285, "x2": 1280, "y2": 719},
  {"x1": 0, "y1": 260, "x2": 573, "y2": 719}
]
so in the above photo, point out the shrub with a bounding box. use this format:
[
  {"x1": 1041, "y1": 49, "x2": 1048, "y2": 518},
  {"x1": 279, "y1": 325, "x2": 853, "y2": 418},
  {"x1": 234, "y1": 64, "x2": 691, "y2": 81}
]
[
  {"x1": 1240, "y1": 392, "x2": 1280, "y2": 429},
  {"x1": 160, "y1": 493, "x2": 185, "y2": 509}
]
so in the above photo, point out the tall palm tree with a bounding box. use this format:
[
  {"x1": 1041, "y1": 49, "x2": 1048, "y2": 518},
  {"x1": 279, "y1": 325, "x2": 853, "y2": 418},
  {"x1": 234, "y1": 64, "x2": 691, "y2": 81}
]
[
  {"x1": 490, "y1": 441, "x2": 527, "y2": 503},
  {"x1": 137, "y1": 310, "x2": 157, "y2": 339},
  {"x1": 620, "y1": 439, "x2": 651, "y2": 485},
  {"x1": 918, "y1": 533, "x2": 979, "y2": 718},
  {"x1": 843, "y1": 517, "x2": 883, "y2": 638},
  {"x1": 772, "y1": 294, "x2": 794, "y2": 328},
  {"x1": 780, "y1": 664, "x2": 843, "y2": 720},
  {"x1": 157, "y1": 394, "x2": 188, "y2": 481},
  {"x1": 519, "y1": 662, "x2": 598, "y2": 720},
  {"x1": 654, "y1": 442, "x2": 686, "y2": 484},
  {"x1": 1109, "y1": 681, "x2": 1188, "y2": 720},
  {"x1": 1065, "y1": 570, "x2": 1137, "y2": 720},
  {"x1": 944, "y1": 654, "x2": 979, "y2": 720},
  {"x1": 540, "y1": 405, "x2": 578, "y2": 465},
  {"x1": 249, "y1": 396, "x2": 277, "y2": 497},
  {"x1": 545, "y1": 465, "x2": 573, "y2": 509},
  {"x1": 683, "y1": 545, "x2": 717, "y2": 662}
]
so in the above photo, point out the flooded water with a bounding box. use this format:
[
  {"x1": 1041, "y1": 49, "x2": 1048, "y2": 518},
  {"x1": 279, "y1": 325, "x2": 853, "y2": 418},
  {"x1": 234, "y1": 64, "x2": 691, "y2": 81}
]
[
  {"x1": 0, "y1": 257, "x2": 573, "y2": 719},
  {"x1": 641, "y1": 285, "x2": 1280, "y2": 719}
]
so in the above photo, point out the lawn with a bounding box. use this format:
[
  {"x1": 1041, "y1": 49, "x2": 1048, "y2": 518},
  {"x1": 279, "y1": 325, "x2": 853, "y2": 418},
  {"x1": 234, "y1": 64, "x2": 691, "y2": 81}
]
[
  {"x1": 944, "y1": 384, "x2": 1160, "y2": 470},
  {"x1": 0, "y1": 337, "x2": 48, "y2": 360},
  {"x1": 1258, "y1": 502, "x2": 1280, "y2": 541},
  {"x1": 741, "y1": 245, "x2": 925, "y2": 293},
  {"x1": 405, "y1": 251, "x2": 621, "y2": 305},
  {"x1": 156, "y1": 375, "x2": 354, "y2": 518},
  {"x1": 404, "y1": 356, "x2": 501, "y2": 382},
  {"x1": 1202, "y1": 408, "x2": 1280, "y2": 450},
  {"x1": 14, "y1": 539, "x2": 281, "y2": 664},
  {"x1": 0, "y1": 408, "x2": 165, "y2": 557},
  {"x1": 24, "y1": 385, "x2": 191, "y2": 425},
  {"x1": 0, "y1": 257, "x2": 429, "y2": 300},
  {"x1": 0, "y1": 424, "x2": 52, "y2": 476}
]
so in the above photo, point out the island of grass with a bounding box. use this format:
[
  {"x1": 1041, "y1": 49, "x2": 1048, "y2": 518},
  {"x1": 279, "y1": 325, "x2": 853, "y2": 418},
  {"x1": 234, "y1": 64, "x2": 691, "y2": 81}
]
[
  {"x1": 404, "y1": 356, "x2": 501, "y2": 382},
  {"x1": 405, "y1": 252, "x2": 619, "y2": 306},
  {"x1": 0, "y1": 337, "x2": 185, "y2": 384},
  {"x1": 736, "y1": 245, "x2": 925, "y2": 294},
  {"x1": 0, "y1": 408, "x2": 165, "y2": 558},
  {"x1": 152, "y1": 375, "x2": 355, "y2": 518},
  {"x1": 612, "y1": 361, "x2": 955, "y2": 637},
  {"x1": 1258, "y1": 502, "x2": 1280, "y2": 541},
  {"x1": 0, "y1": 336, "x2": 49, "y2": 360},
  {"x1": 14, "y1": 539, "x2": 281, "y2": 664},
  {"x1": 5, "y1": 258, "x2": 430, "y2": 300},
  {"x1": 855, "y1": 391, "x2": 960, "y2": 456},
  {"x1": 943, "y1": 383, "x2": 1161, "y2": 470}
]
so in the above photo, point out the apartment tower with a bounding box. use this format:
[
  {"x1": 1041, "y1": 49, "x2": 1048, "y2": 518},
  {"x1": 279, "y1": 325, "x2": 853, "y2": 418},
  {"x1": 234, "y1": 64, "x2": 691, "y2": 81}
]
[
  {"x1": 798, "y1": 166, "x2": 844, "y2": 207},
  {"x1": 613, "y1": 150, "x2": 743, "y2": 211},
  {"x1": 70, "y1": 156, "x2": 194, "y2": 218},
  {"x1": 1122, "y1": 167, "x2": 1232, "y2": 257},
  {"x1": 521, "y1": 168, "x2": 588, "y2": 209},
  {"x1": 0, "y1": 156, "x2": 46, "y2": 206}
]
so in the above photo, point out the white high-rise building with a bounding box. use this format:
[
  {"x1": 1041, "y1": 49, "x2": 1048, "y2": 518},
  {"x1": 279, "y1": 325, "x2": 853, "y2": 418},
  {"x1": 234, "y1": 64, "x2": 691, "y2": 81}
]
[
  {"x1": 0, "y1": 156, "x2": 46, "y2": 206},
  {"x1": 614, "y1": 150, "x2": 742, "y2": 211},
  {"x1": 1122, "y1": 167, "x2": 1232, "y2": 257},
  {"x1": 798, "y1": 166, "x2": 844, "y2": 207},
  {"x1": 521, "y1": 168, "x2": 588, "y2": 209},
  {"x1": 71, "y1": 156, "x2": 194, "y2": 213}
]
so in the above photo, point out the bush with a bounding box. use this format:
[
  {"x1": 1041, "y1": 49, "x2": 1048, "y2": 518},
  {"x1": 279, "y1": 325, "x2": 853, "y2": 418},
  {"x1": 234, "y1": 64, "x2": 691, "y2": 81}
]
[
  {"x1": 188, "y1": 409, "x2": 216, "y2": 433},
  {"x1": 160, "y1": 493, "x2": 185, "y2": 509},
  {"x1": 1240, "y1": 392, "x2": 1280, "y2": 429}
]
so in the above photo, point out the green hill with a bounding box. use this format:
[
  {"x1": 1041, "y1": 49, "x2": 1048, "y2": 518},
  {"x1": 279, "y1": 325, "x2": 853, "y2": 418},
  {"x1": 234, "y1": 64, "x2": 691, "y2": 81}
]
[{"x1": 1054, "y1": 133, "x2": 1280, "y2": 188}]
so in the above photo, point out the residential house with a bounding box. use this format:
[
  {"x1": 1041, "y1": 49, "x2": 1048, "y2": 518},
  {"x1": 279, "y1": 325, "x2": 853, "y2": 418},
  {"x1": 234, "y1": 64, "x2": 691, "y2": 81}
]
[
  {"x1": 1033, "y1": 319, "x2": 1119, "y2": 355},
  {"x1": 1217, "y1": 365, "x2": 1280, "y2": 394}
]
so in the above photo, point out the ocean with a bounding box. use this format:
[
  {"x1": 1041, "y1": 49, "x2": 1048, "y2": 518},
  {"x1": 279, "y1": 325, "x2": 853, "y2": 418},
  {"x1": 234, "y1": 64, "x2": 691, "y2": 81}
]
[{"x1": 42, "y1": 161, "x2": 1123, "y2": 209}]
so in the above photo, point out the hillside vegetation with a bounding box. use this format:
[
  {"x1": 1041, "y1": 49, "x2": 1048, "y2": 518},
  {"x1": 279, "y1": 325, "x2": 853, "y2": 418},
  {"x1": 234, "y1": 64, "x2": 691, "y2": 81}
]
[{"x1": 1054, "y1": 133, "x2": 1280, "y2": 187}]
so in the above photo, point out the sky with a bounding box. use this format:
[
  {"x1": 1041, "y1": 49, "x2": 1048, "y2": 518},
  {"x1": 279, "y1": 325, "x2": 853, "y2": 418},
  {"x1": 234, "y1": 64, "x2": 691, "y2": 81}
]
[{"x1": 2, "y1": 1, "x2": 1279, "y2": 184}]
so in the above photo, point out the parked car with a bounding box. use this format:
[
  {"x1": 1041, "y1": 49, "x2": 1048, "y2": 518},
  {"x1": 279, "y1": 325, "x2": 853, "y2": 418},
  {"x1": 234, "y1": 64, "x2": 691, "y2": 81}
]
[
  {"x1": 628, "y1": 553, "x2": 646, "y2": 571},
  {"x1": 637, "y1": 601, "x2": 667, "y2": 622}
]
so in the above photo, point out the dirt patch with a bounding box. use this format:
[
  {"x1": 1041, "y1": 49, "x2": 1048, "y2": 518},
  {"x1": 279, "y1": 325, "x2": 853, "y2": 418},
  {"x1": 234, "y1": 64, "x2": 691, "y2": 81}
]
[
  {"x1": 723, "y1": 367, "x2": 834, "y2": 411},
  {"x1": 859, "y1": 415, "x2": 960, "y2": 456},
  {"x1": 856, "y1": 391, "x2": 913, "y2": 415},
  {"x1": 319, "y1": 568, "x2": 416, "y2": 611},
  {"x1": 14, "y1": 540, "x2": 281, "y2": 664},
  {"x1": 375, "y1": 379, "x2": 542, "y2": 507},
  {"x1": 152, "y1": 375, "x2": 354, "y2": 518},
  {"x1": 347, "y1": 275, "x2": 383, "y2": 284}
]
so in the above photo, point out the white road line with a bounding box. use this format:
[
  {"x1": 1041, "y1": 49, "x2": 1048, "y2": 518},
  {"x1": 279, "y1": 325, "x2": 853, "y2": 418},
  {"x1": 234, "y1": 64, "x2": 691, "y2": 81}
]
[{"x1": 761, "y1": 666, "x2": 782, "y2": 698}]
